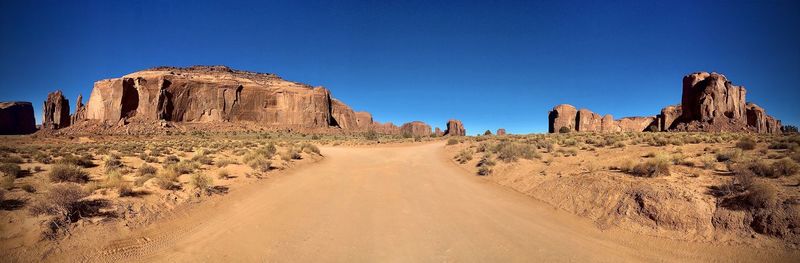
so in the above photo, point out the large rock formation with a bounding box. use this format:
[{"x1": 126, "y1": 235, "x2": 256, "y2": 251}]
[
  {"x1": 79, "y1": 66, "x2": 331, "y2": 128},
  {"x1": 658, "y1": 105, "x2": 682, "y2": 131},
  {"x1": 444, "y1": 119, "x2": 465, "y2": 136},
  {"x1": 372, "y1": 121, "x2": 400, "y2": 134},
  {"x1": 682, "y1": 72, "x2": 746, "y2": 122},
  {"x1": 576, "y1": 109, "x2": 602, "y2": 132},
  {"x1": 548, "y1": 104, "x2": 577, "y2": 133},
  {"x1": 0, "y1": 102, "x2": 36, "y2": 135},
  {"x1": 496, "y1": 128, "x2": 506, "y2": 135},
  {"x1": 434, "y1": 127, "x2": 443, "y2": 137},
  {"x1": 71, "y1": 94, "x2": 86, "y2": 125},
  {"x1": 330, "y1": 99, "x2": 357, "y2": 130},
  {"x1": 400, "y1": 121, "x2": 431, "y2": 137},
  {"x1": 354, "y1": 111, "x2": 373, "y2": 129},
  {"x1": 43, "y1": 90, "x2": 70, "y2": 129},
  {"x1": 549, "y1": 72, "x2": 782, "y2": 134}
]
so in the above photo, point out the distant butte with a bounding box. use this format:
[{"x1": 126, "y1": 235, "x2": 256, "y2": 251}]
[{"x1": 549, "y1": 72, "x2": 782, "y2": 134}]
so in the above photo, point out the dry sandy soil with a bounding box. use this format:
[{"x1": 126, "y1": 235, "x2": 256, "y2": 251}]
[{"x1": 2, "y1": 141, "x2": 796, "y2": 262}]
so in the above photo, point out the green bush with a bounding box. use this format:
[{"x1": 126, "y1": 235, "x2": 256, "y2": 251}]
[
  {"x1": 558, "y1": 126, "x2": 571, "y2": 133},
  {"x1": 48, "y1": 164, "x2": 89, "y2": 183}
]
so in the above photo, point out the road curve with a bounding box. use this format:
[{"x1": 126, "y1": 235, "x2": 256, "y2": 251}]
[{"x1": 82, "y1": 142, "x2": 797, "y2": 262}]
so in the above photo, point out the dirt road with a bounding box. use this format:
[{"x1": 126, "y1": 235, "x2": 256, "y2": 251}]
[{"x1": 77, "y1": 142, "x2": 796, "y2": 262}]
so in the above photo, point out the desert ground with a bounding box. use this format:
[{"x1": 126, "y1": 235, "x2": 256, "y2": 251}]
[{"x1": 1, "y1": 132, "x2": 799, "y2": 262}]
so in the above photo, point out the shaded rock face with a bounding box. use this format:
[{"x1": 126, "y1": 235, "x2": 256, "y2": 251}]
[
  {"x1": 434, "y1": 127, "x2": 443, "y2": 137},
  {"x1": 548, "y1": 104, "x2": 577, "y2": 133},
  {"x1": 0, "y1": 102, "x2": 36, "y2": 135},
  {"x1": 658, "y1": 105, "x2": 682, "y2": 131},
  {"x1": 576, "y1": 109, "x2": 602, "y2": 132},
  {"x1": 400, "y1": 121, "x2": 431, "y2": 137},
  {"x1": 496, "y1": 128, "x2": 506, "y2": 135},
  {"x1": 83, "y1": 66, "x2": 333, "y2": 128},
  {"x1": 444, "y1": 119, "x2": 465, "y2": 136},
  {"x1": 43, "y1": 90, "x2": 70, "y2": 129},
  {"x1": 746, "y1": 103, "x2": 782, "y2": 134},
  {"x1": 330, "y1": 99, "x2": 357, "y2": 130},
  {"x1": 682, "y1": 72, "x2": 746, "y2": 122},
  {"x1": 71, "y1": 94, "x2": 86, "y2": 125},
  {"x1": 550, "y1": 72, "x2": 781, "y2": 133}
]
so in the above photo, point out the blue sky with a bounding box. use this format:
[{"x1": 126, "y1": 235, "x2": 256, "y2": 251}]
[{"x1": 1, "y1": 0, "x2": 798, "y2": 134}]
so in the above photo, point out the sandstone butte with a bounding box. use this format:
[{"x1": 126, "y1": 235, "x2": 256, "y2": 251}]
[
  {"x1": 549, "y1": 72, "x2": 783, "y2": 134},
  {"x1": 0, "y1": 102, "x2": 36, "y2": 135},
  {"x1": 0, "y1": 66, "x2": 468, "y2": 135}
]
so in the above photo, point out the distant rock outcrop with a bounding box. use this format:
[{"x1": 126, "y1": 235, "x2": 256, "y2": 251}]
[
  {"x1": 331, "y1": 99, "x2": 357, "y2": 130},
  {"x1": 43, "y1": 90, "x2": 70, "y2": 129},
  {"x1": 496, "y1": 128, "x2": 506, "y2": 135},
  {"x1": 434, "y1": 127, "x2": 443, "y2": 137},
  {"x1": 549, "y1": 72, "x2": 782, "y2": 133},
  {"x1": 71, "y1": 94, "x2": 86, "y2": 125},
  {"x1": 444, "y1": 119, "x2": 465, "y2": 136},
  {"x1": 548, "y1": 104, "x2": 577, "y2": 133},
  {"x1": 400, "y1": 121, "x2": 431, "y2": 137},
  {"x1": 64, "y1": 65, "x2": 431, "y2": 134},
  {"x1": 0, "y1": 102, "x2": 36, "y2": 135}
]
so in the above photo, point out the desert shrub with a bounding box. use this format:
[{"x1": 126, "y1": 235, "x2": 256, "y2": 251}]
[
  {"x1": 29, "y1": 183, "x2": 88, "y2": 216},
  {"x1": 217, "y1": 169, "x2": 230, "y2": 179},
  {"x1": 155, "y1": 169, "x2": 179, "y2": 190},
  {"x1": 21, "y1": 184, "x2": 36, "y2": 193},
  {"x1": 744, "y1": 181, "x2": 779, "y2": 209},
  {"x1": 701, "y1": 156, "x2": 716, "y2": 169},
  {"x1": 623, "y1": 156, "x2": 671, "y2": 177},
  {"x1": 477, "y1": 154, "x2": 496, "y2": 167},
  {"x1": 365, "y1": 130, "x2": 379, "y2": 140},
  {"x1": 164, "y1": 155, "x2": 180, "y2": 165},
  {"x1": 446, "y1": 138, "x2": 459, "y2": 145},
  {"x1": 495, "y1": 142, "x2": 538, "y2": 162},
  {"x1": 134, "y1": 175, "x2": 154, "y2": 187},
  {"x1": 0, "y1": 175, "x2": 14, "y2": 190},
  {"x1": 772, "y1": 158, "x2": 800, "y2": 177},
  {"x1": 477, "y1": 166, "x2": 492, "y2": 176},
  {"x1": 49, "y1": 164, "x2": 89, "y2": 183},
  {"x1": 56, "y1": 154, "x2": 94, "y2": 168},
  {"x1": 215, "y1": 158, "x2": 237, "y2": 168},
  {"x1": 191, "y1": 153, "x2": 214, "y2": 165},
  {"x1": 716, "y1": 149, "x2": 742, "y2": 162},
  {"x1": 29, "y1": 183, "x2": 89, "y2": 238},
  {"x1": 284, "y1": 148, "x2": 302, "y2": 160},
  {"x1": 189, "y1": 173, "x2": 213, "y2": 193},
  {"x1": 104, "y1": 155, "x2": 123, "y2": 172},
  {"x1": 300, "y1": 143, "x2": 320, "y2": 155},
  {"x1": 455, "y1": 149, "x2": 473, "y2": 164},
  {"x1": 736, "y1": 137, "x2": 757, "y2": 150},
  {"x1": 137, "y1": 164, "x2": 158, "y2": 177},
  {"x1": 0, "y1": 163, "x2": 21, "y2": 177},
  {"x1": 0, "y1": 155, "x2": 23, "y2": 164},
  {"x1": 247, "y1": 157, "x2": 272, "y2": 172},
  {"x1": 558, "y1": 127, "x2": 571, "y2": 133},
  {"x1": 167, "y1": 160, "x2": 198, "y2": 175},
  {"x1": 33, "y1": 153, "x2": 53, "y2": 164}
]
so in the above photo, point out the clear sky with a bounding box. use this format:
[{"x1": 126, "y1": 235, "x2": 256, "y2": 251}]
[{"x1": 1, "y1": 0, "x2": 798, "y2": 134}]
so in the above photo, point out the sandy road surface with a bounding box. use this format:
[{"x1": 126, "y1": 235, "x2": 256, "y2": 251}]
[{"x1": 73, "y1": 142, "x2": 797, "y2": 262}]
